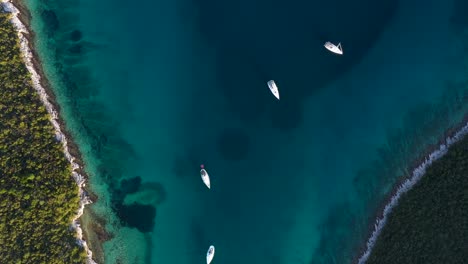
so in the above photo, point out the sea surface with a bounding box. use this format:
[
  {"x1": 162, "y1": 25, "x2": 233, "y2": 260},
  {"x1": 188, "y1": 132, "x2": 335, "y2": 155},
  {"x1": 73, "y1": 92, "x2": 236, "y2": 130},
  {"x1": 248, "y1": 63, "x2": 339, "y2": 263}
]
[{"x1": 22, "y1": 0, "x2": 468, "y2": 263}]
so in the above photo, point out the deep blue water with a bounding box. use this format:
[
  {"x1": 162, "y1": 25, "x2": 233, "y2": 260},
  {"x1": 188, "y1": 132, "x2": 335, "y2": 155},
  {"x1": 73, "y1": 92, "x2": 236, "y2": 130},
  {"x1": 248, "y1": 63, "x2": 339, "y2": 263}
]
[{"x1": 23, "y1": 0, "x2": 468, "y2": 263}]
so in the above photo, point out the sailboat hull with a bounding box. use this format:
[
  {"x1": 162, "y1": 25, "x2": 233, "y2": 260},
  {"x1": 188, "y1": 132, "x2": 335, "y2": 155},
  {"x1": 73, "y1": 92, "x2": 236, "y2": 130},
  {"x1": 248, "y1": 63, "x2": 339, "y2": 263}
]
[
  {"x1": 324, "y1": 42, "x2": 343, "y2": 55},
  {"x1": 206, "y1": 245, "x2": 215, "y2": 264},
  {"x1": 267, "y1": 80, "x2": 280, "y2": 100},
  {"x1": 200, "y1": 169, "x2": 211, "y2": 189}
]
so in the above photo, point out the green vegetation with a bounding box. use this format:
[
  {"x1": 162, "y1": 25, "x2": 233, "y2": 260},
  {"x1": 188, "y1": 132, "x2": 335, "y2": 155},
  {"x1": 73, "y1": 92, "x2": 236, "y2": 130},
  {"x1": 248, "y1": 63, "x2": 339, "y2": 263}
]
[
  {"x1": 0, "y1": 13, "x2": 85, "y2": 263},
  {"x1": 367, "y1": 134, "x2": 468, "y2": 264}
]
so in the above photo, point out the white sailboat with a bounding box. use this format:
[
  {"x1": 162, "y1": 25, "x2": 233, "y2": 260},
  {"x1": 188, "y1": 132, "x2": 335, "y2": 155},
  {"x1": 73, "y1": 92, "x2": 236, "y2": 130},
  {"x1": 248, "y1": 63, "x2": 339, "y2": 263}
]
[
  {"x1": 200, "y1": 165, "x2": 211, "y2": 189},
  {"x1": 206, "y1": 245, "x2": 215, "y2": 264},
  {"x1": 324, "y1": 41, "x2": 343, "y2": 55},
  {"x1": 267, "y1": 80, "x2": 280, "y2": 100}
]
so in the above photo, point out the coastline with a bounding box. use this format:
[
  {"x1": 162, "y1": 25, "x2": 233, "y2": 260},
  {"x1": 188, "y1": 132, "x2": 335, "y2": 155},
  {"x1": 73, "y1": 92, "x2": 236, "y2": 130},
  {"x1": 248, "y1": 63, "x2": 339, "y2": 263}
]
[
  {"x1": 355, "y1": 115, "x2": 468, "y2": 264},
  {"x1": 0, "y1": 1, "x2": 98, "y2": 263},
  {"x1": 2, "y1": 0, "x2": 467, "y2": 263}
]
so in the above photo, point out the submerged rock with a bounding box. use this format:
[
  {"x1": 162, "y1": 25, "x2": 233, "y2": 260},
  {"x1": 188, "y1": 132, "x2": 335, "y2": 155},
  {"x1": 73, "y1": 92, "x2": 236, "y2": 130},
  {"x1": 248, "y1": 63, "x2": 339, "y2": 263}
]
[
  {"x1": 119, "y1": 176, "x2": 142, "y2": 195},
  {"x1": 70, "y1": 29, "x2": 82, "y2": 41},
  {"x1": 123, "y1": 182, "x2": 166, "y2": 206},
  {"x1": 116, "y1": 203, "x2": 156, "y2": 233},
  {"x1": 40, "y1": 9, "x2": 59, "y2": 33}
]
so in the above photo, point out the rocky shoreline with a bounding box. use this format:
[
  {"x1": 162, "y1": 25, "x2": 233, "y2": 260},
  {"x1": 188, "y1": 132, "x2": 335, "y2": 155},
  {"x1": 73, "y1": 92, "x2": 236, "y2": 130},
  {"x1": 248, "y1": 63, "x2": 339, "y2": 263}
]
[
  {"x1": 355, "y1": 116, "x2": 468, "y2": 263},
  {"x1": 0, "y1": 1, "x2": 100, "y2": 263}
]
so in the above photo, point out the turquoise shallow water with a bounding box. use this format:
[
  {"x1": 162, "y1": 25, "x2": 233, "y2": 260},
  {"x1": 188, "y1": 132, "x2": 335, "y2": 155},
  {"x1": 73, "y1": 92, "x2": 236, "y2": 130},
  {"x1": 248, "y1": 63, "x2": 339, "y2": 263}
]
[{"x1": 22, "y1": 0, "x2": 468, "y2": 263}]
